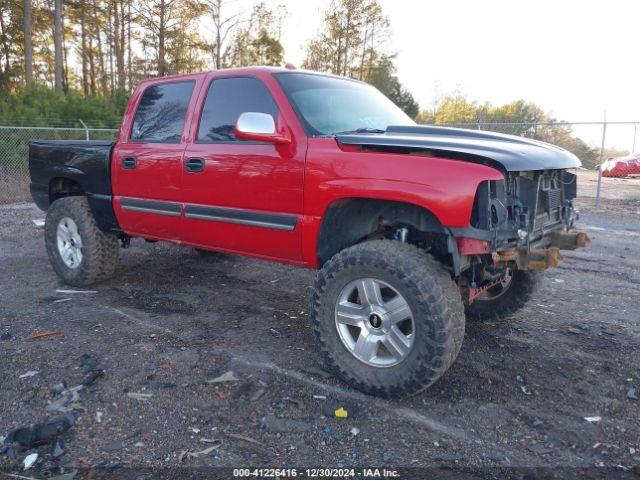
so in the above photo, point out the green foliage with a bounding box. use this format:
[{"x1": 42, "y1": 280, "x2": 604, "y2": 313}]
[
  {"x1": 302, "y1": 0, "x2": 419, "y2": 118},
  {"x1": 367, "y1": 56, "x2": 418, "y2": 118},
  {"x1": 226, "y1": 2, "x2": 285, "y2": 67},
  {"x1": 0, "y1": 85, "x2": 125, "y2": 128}
]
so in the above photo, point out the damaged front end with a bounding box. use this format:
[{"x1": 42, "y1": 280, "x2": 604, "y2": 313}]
[{"x1": 453, "y1": 169, "x2": 590, "y2": 304}]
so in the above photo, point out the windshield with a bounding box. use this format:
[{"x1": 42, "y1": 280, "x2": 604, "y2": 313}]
[{"x1": 274, "y1": 72, "x2": 415, "y2": 136}]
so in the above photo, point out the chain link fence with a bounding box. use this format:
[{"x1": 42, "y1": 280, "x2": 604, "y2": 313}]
[
  {"x1": 0, "y1": 122, "x2": 638, "y2": 218},
  {"x1": 0, "y1": 125, "x2": 118, "y2": 204}
]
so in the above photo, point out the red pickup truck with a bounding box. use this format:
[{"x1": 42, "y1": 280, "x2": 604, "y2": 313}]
[{"x1": 29, "y1": 67, "x2": 589, "y2": 397}]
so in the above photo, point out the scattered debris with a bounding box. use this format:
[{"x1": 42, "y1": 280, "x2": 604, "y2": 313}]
[
  {"x1": 127, "y1": 392, "x2": 153, "y2": 401},
  {"x1": 322, "y1": 402, "x2": 357, "y2": 419},
  {"x1": 19, "y1": 370, "x2": 39, "y2": 379},
  {"x1": 81, "y1": 369, "x2": 105, "y2": 386},
  {"x1": 33, "y1": 218, "x2": 45, "y2": 227},
  {"x1": 180, "y1": 442, "x2": 222, "y2": 461},
  {"x1": 27, "y1": 330, "x2": 64, "y2": 341},
  {"x1": 47, "y1": 386, "x2": 82, "y2": 413},
  {"x1": 334, "y1": 407, "x2": 349, "y2": 419},
  {"x1": 627, "y1": 388, "x2": 638, "y2": 400},
  {"x1": 350, "y1": 427, "x2": 360, "y2": 436},
  {"x1": 190, "y1": 428, "x2": 200, "y2": 434},
  {"x1": 79, "y1": 354, "x2": 107, "y2": 385},
  {"x1": 206, "y1": 371, "x2": 238, "y2": 383},
  {"x1": 53, "y1": 298, "x2": 72, "y2": 304},
  {"x1": 227, "y1": 433, "x2": 263, "y2": 446},
  {"x1": 95, "y1": 410, "x2": 103, "y2": 423},
  {"x1": 52, "y1": 439, "x2": 64, "y2": 458},
  {"x1": 23, "y1": 452, "x2": 38, "y2": 470},
  {"x1": 268, "y1": 328, "x2": 281, "y2": 337},
  {"x1": 50, "y1": 469, "x2": 78, "y2": 480},
  {"x1": 199, "y1": 438, "x2": 218, "y2": 444},
  {"x1": 6, "y1": 414, "x2": 75, "y2": 448},
  {"x1": 51, "y1": 383, "x2": 66, "y2": 396},
  {"x1": 584, "y1": 416, "x2": 602, "y2": 423},
  {"x1": 520, "y1": 385, "x2": 533, "y2": 396},
  {"x1": 56, "y1": 289, "x2": 97, "y2": 294}
]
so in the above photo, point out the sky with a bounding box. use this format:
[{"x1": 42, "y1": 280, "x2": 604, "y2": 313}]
[{"x1": 251, "y1": 0, "x2": 640, "y2": 150}]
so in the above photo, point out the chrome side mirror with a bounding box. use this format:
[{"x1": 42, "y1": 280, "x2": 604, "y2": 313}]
[
  {"x1": 234, "y1": 112, "x2": 291, "y2": 144},
  {"x1": 236, "y1": 112, "x2": 276, "y2": 135}
]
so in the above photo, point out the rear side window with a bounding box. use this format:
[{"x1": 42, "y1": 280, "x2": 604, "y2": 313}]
[
  {"x1": 197, "y1": 77, "x2": 278, "y2": 142},
  {"x1": 130, "y1": 81, "x2": 195, "y2": 143}
]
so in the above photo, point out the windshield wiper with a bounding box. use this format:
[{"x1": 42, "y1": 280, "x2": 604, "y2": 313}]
[{"x1": 335, "y1": 128, "x2": 387, "y2": 135}]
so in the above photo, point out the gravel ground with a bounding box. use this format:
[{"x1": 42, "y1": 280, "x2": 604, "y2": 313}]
[{"x1": 1, "y1": 175, "x2": 640, "y2": 479}]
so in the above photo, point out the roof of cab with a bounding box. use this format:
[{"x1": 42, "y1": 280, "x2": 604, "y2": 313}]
[{"x1": 136, "y1": 66, "x2": 355, "y2": 85}]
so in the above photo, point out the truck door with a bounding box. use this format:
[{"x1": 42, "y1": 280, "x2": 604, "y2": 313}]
[
  {"x1": 111, "y1": 78, "x2": 200, "y2": 241},
  {"x1": 181, "y1": 74, "x2": 305, "y2": 262}
]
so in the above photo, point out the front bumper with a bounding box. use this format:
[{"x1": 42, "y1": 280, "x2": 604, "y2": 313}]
[{"x1": 492, "y1": 229, "x2": 590, "y2": 270}]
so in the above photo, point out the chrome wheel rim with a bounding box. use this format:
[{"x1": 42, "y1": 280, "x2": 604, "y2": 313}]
[
  {"x1": 335, "y1": 278, "x2": 415, "y2": 367},
  {"x1": 56, "y1": 217, "x2": 83, "y2": 269},
  {"x1": 476, "y1": 268, "x2": 513, "y2": 301}
]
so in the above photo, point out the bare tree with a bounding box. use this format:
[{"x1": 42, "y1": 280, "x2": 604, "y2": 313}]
[
  {"x1": 79, "y1": 1, "x2": 89, "y2": 95},
  {"x1": 91, "y1": 0, "x2": 108, "y2": 95},
  {"x1": 54, "y1": 0, "x2": 64, "y2": 94},
  {"x1": 206, "y1": 0, "x2": 242, "y2": 69},
  {"x1": 24, "y1": 0, "x2": 34, "y2": 86}
]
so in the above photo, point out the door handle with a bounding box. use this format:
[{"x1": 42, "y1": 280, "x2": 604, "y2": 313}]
[
  {"x1": 185, "y1": 157, "x2": 205, "y2": 173},
  {"x1": 122, "y1": 157, "x2": 137, "y2": 169}
]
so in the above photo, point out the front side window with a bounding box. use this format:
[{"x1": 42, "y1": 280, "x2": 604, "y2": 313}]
[
  {"x1": 197, "y1": 77, "x2": 279, "y2": 142},
  {"x1": 274, "y1": 72, "x2": 414, "y2": 136},
  {"x1": 130, "y1": 81, "x2": 195, "y2": 143}
]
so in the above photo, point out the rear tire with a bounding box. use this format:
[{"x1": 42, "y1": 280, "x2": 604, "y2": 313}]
[
  {"x1": 465, "y1": 269, "x2": 544, "y2": 321},
  {"x1": 45, "y1": 196, "x2": 119, "y2": 286},
  {"x1": 309, "y1": 240, "x2": 465, "y2": 398}
]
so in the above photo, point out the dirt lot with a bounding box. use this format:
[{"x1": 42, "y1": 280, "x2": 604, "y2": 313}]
[{"x1": 1, "y1": 175, "x2": 640, "y2": 478}]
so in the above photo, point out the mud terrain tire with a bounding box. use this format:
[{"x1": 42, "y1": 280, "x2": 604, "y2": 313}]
[
  {"x1": 465, "y1": 269, "x2": 544, "y2": 321},
  {"x1": 45, "y1": 196, "x2": 119, "y2": 286},
  {"x1": 309, "y1": 240, "x2": 465, "y2": 398}
]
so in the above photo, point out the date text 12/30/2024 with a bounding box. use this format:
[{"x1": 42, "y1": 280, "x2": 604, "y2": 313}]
[{"x1": 233, "y1": 468, "x2": 400, "y2": 478}]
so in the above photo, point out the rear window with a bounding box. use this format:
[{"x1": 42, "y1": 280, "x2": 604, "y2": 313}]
[{"x1": 130, "y1": 81, "x2": 195, "y2": 143}]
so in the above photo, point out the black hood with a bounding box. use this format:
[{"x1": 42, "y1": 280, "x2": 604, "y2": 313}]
[{"x1": 335, "y1": 125, "x2": 582, "y2": 172}]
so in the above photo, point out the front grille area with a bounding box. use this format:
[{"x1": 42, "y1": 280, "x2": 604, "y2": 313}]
[
  {"x1": 542, "y1": 188, "x2": 562, "y2": 211},
  {"x1": 534, "y1": 175, "x2": 563, "y2": 230}
]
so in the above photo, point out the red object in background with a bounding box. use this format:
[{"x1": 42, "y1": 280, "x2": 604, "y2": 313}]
[
  {"x1": 601, "y1": 154, "x2": 640, "y2": 178},
  {"x1": 110, "y1": 68, "x2": 504, "y2": 268}
]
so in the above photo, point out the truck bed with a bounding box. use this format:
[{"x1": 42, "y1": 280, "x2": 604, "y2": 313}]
[{"x1": 28, "y1": 140, "x2": 119, "y2": 232}]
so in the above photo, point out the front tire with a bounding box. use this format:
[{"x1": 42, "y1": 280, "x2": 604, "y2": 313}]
[
  {"x1": 309, "y1": 240, "x2": 465, "y2": 398},
  {"x1": 465, "y1": 269, "x2": 544, "y2": 321},
  {"x1": 45, "y1": 196, "x2": 119, "y2": 286}
]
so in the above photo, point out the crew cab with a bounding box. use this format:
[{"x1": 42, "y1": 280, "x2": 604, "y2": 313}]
[{"x1": 28, "y1": 67, "x2": 589, "y2": 398}]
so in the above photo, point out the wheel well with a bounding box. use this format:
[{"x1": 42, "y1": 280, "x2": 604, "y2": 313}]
[
  {"x1": 317, "y1": 198, "x2": 448, "y2": 265},
  {"x1": 49, "y1": 177, "x2": 83, "y2": 203}
]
